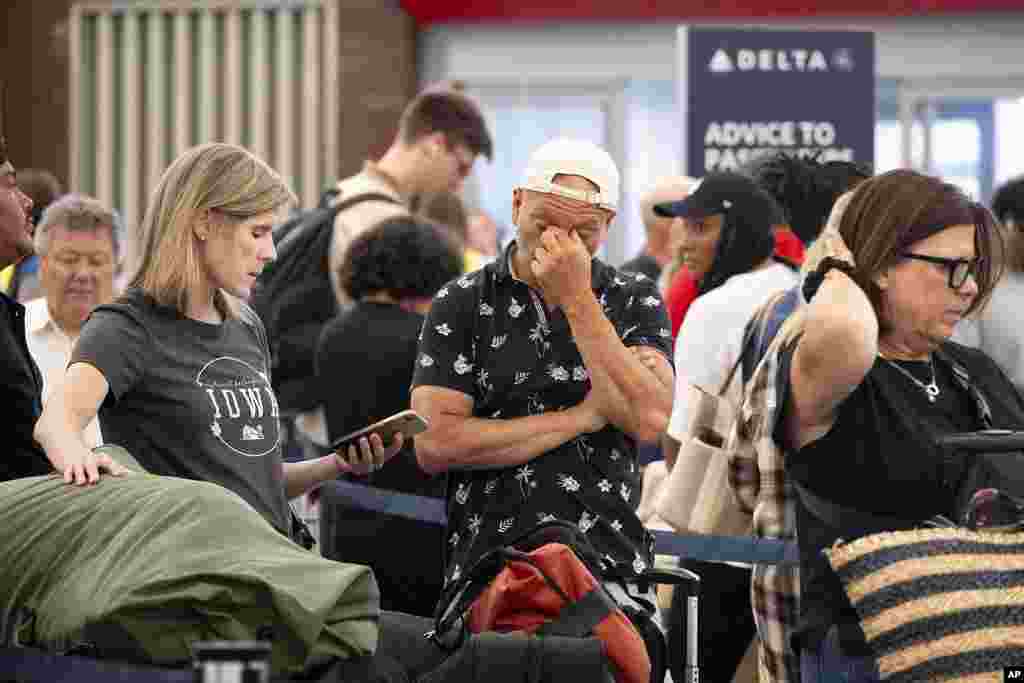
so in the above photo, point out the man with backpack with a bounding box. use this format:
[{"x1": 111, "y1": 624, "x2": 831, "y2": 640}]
[
  {"x1": 252, "y1": 87, "x2": 493, "y2": 428},
  {"x1": 327, "y1": 87, "x2": 493, "y2": 307}
]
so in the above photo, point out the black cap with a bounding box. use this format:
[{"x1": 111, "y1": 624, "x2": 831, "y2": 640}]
[{"x1": 654, "y1": 172, "x2": 784, "y2": 223}]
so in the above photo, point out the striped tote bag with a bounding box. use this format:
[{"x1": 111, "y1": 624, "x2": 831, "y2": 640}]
[{"x1": 826, "y1": 527, "x2": 1024, "y2": 682}]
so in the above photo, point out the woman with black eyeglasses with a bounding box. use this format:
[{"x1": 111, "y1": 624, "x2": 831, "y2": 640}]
[{"x1": 765, "y1": 170, "x2": 1024, "y2": 682}]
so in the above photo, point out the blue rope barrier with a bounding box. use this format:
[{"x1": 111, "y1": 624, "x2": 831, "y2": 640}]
[
  {"x1": 320, "y1": 480, "x2": 800, "y2": 566},
  {"x1": 0, "y1": 647, "x2": 193, "y2": 682}
]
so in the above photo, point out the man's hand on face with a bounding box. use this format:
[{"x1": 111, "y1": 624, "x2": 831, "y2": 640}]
[{"x1": 530, "y1": 227, "x2": 592, "y2": 310}]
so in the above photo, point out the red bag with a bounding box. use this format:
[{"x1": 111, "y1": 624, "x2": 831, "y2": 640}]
[{"x1": 466, "y1": 542, "x2": 651, "y2": 683}]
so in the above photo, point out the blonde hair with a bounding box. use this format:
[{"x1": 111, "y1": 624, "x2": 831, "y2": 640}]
[{"x1": 128, "y1": 143, "x2": 296, "y2": 318}]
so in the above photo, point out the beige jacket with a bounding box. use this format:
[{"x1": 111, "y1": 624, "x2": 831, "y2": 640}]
[{"x1": 328, "y1": 161, "x2": 410, "y2": 305}]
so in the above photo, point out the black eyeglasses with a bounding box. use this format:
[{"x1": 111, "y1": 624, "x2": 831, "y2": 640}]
[{"x1": 901, "y1": 252, "x2": 979, "y2": 290}]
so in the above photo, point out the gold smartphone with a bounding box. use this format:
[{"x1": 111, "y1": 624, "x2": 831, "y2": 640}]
[{"x1": 330, "y1": 409, "x2": 430, "y2": 453}]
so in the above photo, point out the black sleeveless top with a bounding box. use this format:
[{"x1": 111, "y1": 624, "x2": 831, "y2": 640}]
[{"x1": 777, "y1": 340, "x2": 1024, "y2": 654}]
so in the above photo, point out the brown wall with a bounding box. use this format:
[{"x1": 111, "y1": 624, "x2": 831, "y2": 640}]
[
  {"x1": 1, "y1": 0, "x2": 75, "y2": 188},
  {"x1": 0, "y1": 0, "x2": 418, "y2": 194},
  {"x1": 336, "y1": 1, "x2": 419, "y2": 179}
]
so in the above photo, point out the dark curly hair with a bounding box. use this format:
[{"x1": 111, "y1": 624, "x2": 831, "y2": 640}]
[
  {"x1": 339, "y1": 216, "x2": 463, "y2": 301},
  {"x1": 992, "y1": 175, "x2": 1024, "y2": 226},
  {"x1": 992, "y1": 175, "x2": 1024, "y2": 272},
  {"x1": 746, "y1": 152, "x2": 871, "y2": 245}
]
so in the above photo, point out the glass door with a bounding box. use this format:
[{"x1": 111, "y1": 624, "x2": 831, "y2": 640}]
[{"x1": 879, "y1": 79, "x2": 1024, "y2": 204}]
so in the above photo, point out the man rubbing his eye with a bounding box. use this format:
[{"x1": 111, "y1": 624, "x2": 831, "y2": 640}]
[{"x1": 411, "y1": 137, "x2": 675, "y2": 631}]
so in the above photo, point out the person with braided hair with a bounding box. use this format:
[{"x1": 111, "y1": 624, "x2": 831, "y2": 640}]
[
  {"x1": 741, "y1": 152, "x2": 872, "y2": 364},
  {"x1": 745, "y1": 152, "x2": 872, "y2": 247}
]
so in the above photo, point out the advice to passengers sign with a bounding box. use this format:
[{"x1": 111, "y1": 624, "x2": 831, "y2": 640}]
[{"x1": 678, "y1": 27, "x2": 876, "y2": 176}]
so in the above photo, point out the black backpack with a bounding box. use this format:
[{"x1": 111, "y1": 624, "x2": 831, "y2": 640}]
[{"x1": 251, "y1": 189, "x2": 402, "y2": 415}]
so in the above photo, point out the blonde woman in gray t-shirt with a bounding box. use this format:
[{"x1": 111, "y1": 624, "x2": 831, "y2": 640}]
[{"x1": 33, "y1": 143, "x2": 404, "y2": 541}]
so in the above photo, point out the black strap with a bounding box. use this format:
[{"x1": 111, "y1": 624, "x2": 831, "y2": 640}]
[
  {"x1": 717, "y1": 290, "x2": 785, "y2": 396},
  {"x1": 274, "y1": 190, "x2": 401, "y2": 254},
  {"x1": 938, "y1": 430, "x2": 1024, "y2": 452},
  {"x1": 802, "y1": 257, "x2": 856, "y2": 303},
  {"x1": 793, "y1": 481, "x2": 923, "y2": 539},
  {"x1": 432, "y1": 534, "x2": 622, "y2": 651},
  {"x1": 743, "y1": 286, "x2": 800, "y2": 383},
  {"x1": 329, "y1": 190, "x2": 402, "y2": 215},
  {"x1": 535, "y1": 589, "x2": 614, "y2": 638},
  {"x1": 500, "y1": 549, "x2": 573, "y2": 604},
  {"x1": 435, "y1": 546, "x2": 574, "y2": 639}
]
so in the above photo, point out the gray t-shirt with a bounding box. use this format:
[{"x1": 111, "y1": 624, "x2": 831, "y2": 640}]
[{"x1": 72, "y1": 289, "x2": 291, "y2": 536}]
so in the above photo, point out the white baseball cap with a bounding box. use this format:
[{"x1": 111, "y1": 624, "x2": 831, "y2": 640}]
[{"x1": 519, "y1": 138, "x2": 620, "y2": 211}]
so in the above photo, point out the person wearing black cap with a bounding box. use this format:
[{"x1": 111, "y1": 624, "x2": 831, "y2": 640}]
[
  {"x1": 654, "y1": 171, "x2": 794, "y2": 295},
  {"x1": 656, "y1": 171, "x2": 801, "y2": 683}
]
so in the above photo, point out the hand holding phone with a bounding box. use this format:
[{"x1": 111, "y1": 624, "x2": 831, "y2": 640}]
[{"x1": 331, "y1": 409, "x2": 430, "y2": 475}]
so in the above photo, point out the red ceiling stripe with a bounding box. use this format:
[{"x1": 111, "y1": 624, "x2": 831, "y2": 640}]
[{"x1": 400, "y1": 0, "x2": 1021, "y2": 24}]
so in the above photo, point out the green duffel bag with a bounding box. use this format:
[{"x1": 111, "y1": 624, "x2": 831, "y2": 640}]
[{"x1": 0, "y1": 445, "x2": 379, "y2": 676}]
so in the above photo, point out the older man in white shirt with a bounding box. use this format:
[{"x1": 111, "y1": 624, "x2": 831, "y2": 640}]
[{"x1": 25, "y1": 194, "x2": 120, "y2": 447}]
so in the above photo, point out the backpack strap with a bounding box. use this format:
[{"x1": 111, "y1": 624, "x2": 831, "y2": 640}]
[
  {"x1": 273, "y1": 191, "x2": 401, "y2": 256},
  {"x1": 742, "y1": 286, "x2": 800, "y2": 383},
  {"x1": 535, "y1": 589, "x2": 615, "y2": 638},
  {"x1": 431, "y1": 549, "x2": 507, "y2": 649},
  {"x1": 329, "y1": 190, "x2": 402, "y2": 214},
  {"x1": 717, "y1": 290, "x2": 786, "y2": 397}
]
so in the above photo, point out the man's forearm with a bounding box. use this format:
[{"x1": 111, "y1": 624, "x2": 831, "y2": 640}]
[
  {"x1": 562, "y1": 293, "x2": 673, "y2": 440},
  {"x1": 416, "y1": 408, "x2": 590, "y2": 474},
  {"x1": 585, "y1": 364, "x2": 635, "y2": 436}
]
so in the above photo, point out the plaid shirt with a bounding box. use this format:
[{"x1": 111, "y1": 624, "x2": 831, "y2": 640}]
[{"x1": 728, "y1": 332, "x2": 801, "y2": 683}]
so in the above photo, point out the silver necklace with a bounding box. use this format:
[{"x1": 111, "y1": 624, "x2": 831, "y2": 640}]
[{"x1": 882, "y1": 355, "x2": 940, "y2": 403}]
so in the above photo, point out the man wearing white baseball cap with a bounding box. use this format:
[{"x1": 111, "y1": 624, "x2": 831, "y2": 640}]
[{"x1": 411, "y1": 137, "x2": 675, "y2": 631}]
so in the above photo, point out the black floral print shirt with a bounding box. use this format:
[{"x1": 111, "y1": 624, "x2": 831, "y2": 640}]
[{"x1": 412, "y1": 241, "x2": 673, "y2": 588}]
